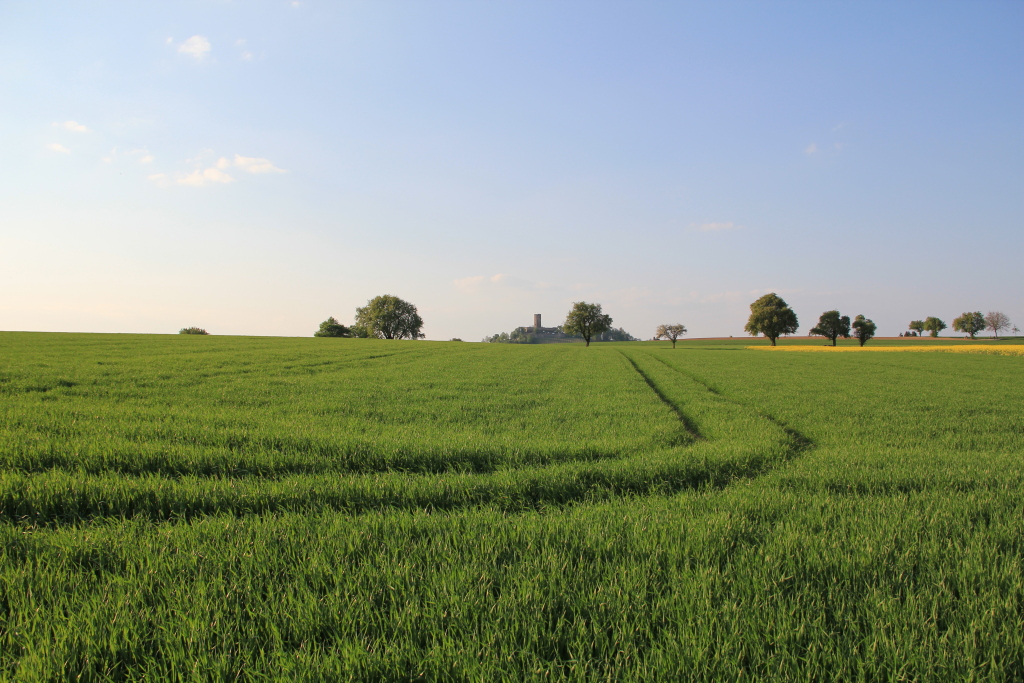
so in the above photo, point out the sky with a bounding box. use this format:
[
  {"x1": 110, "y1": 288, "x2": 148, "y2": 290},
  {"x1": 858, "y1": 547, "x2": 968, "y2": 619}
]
[{"x1": 2, "y1": 1, "x2": 1022, "y2": 341}]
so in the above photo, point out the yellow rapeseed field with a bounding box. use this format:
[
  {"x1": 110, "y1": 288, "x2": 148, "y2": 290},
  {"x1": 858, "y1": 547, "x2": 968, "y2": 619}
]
[{"x1": 748, "y1": 344, "x2": 1024, "y2": 356}]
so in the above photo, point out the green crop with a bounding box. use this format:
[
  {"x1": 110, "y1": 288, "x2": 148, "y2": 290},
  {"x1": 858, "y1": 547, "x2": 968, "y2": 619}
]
[{"x1": 1, "y1": 332, "x2": 1022, "y2": 681}]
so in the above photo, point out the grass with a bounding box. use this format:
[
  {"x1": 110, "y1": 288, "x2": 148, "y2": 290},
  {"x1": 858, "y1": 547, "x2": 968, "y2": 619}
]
[
  {"x1": 750, "y1": 344, "x2": 1024, "y2": 356},
  {"x1": 1, "y1": 332, "x2": 1022, "y2": 681}
]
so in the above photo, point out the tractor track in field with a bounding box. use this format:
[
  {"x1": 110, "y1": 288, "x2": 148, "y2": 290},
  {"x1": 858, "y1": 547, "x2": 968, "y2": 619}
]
[
  {"x1": 622, "y1": 350, "x2": 814, "y2": 474},
  {"x1": 618, "y1": 352, "x2": 704, "y2": 441},
  {"x1": 3, "y1": 344, "x2": 814, "y2": 527},
  {"x1": 643, "y1": 351, "x2": 813, "y2": 455}
]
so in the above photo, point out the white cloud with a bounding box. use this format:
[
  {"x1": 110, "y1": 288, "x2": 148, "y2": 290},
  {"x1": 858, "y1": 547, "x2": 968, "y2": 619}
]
[
  {"x1": 56, "y1": 120, "x2": 89, "y2": 133},
  {"x1": 454, "y1": 273, "x2": 537, "y2": 293},
  {"x1": 692, "y1": 222, "x2": 740, "y2": 232},
  {"x1": 216, "y1": 156, "x2": 231, "y2": 170},
  {"x1": 165, "y1": 37, "x2": 174, "y2": 46},
  {"x1": 234, "y1": 38, "x2": 255, "y2": 61},
  {"x1": 804, "y1": 143, "x2": 818, "y2": 155},
  {"x1": 234, "y1": 154, "x2": 286, "y2": 173},
  {"x1": 147, "y1": 173, "x2": 169, "y2": 187},
  {"x1": 128, "y1": 148, "x2": 154, "y2": 164},
  {"x1": 178, "y1": 35, "x2": 211, "y2": 61},
  {"x1": 176, "y1": 167, "x2": 235, "y2": 186},
  {"x1": 453, "y1": 275, "x2": 486, "y2": 292},
  {"x1": 47, "y1": 143, "x2": 70, "y2": 153},
  {"x1": 185, "y1": 150, "x2": 215, "y2": 164}
]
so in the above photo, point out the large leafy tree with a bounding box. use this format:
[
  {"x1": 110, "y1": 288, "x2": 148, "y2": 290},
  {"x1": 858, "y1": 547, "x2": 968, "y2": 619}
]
[
  {"x1": 923, "y1": 316, "x2": 946, "y2": 337},
  {"x1": 744, "y1": 293, "x2": 799, "y2": 346},
  {"x1": 354, "y1": 295, "x2": 425, "y2": 340},
  {"x1": 563, "y1": 302, "x2": 612, "y2": 347},
  {"x1": 314, "y1": 316, "x2": 351, "y2": 338},
  {"x1": 952, "y1": 311, "x2": 985, "y2": 339},
  {"x1": 851, "y1": 315, "x2": 877, "y2": 347},
  {"x1": 908, "y1": 320, "x2": 925, "y2": 336},
  {"x1": 984, "y1": 311, "x2": 1011, "y2": 339},
  {"x1": 809, "y1": 310, "x2": 851, "y2": 346}
]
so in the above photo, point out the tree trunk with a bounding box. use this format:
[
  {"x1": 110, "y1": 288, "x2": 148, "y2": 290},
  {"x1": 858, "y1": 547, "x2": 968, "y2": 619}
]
[
  {"x1": 770, "y1": 336, "x2": 777, "y2": 347},
  {"x1": 671, "y1": 339, "x2": 676, "y2": 349},
  {"x1": 831, "y1": 336, "x2": 837, "y2": 347}
]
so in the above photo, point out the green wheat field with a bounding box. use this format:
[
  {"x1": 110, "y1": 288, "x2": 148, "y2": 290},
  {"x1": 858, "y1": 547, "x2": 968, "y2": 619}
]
[{"x1": 1, "y1": 332, "x2": 1022, "y2": 681}]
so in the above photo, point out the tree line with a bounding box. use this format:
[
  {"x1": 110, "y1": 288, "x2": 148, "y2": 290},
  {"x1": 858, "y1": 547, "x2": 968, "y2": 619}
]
[
  {"x1": 310, "y1": 293, "x2": 1017, "y2": 345},
  {"x1": 314, "y1": 295, "x2": 425, "y2": 339},
  {"x1": 182, "y1": 292, "x2": 1016, "y2": 344}
]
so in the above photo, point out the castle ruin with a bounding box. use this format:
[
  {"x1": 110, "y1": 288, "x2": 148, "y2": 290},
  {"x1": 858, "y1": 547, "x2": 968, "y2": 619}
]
[{"x1": 518, "y1": 314, "x2": 561, "y2": 338}]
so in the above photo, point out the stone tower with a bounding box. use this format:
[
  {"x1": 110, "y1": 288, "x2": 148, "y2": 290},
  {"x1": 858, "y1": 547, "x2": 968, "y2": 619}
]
[{"x1": 534, "y1": 314, "x2": 542, "y2": 332}]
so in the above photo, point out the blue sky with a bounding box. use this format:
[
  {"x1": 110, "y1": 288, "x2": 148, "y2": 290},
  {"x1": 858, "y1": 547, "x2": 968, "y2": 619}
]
[{"x1": 2, "y1": 1, "x2": 1021, "y2": 340}]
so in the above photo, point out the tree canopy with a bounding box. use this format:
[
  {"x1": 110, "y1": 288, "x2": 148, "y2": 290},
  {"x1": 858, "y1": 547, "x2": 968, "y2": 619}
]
[
  {"x1": 314, "y1": 316, "x2": 351, "y2": 338},
  {"x1": 809, "y1": 310, "x2": 851, "y2": 346},
  {"x1": 179, "y1": 327, "x2": 209, "y2": 335},
  {"x1": 851, "y1": 315, "x2": 876, "y2": 347},
  {"x1": 985, "y1": 311, "x2": 1010, "y2": 339},
  {"x1": 744, "y1": 293, "x2": 798, "y2": 346},
  {"x1": 923, "y1": 316, "x2": 947, "y2": 337},
  {"x1": 354, "y1": 295, "x2": 425, "y2": 340},
  {"x1": 952, "y1": 312, "x2": 985, "y2": 339},
  {"x1": 562, "y1": 302, "x2": 613, "y2": 347},
  {"x1": 908, "y1": 320, "x2": 925, "y2": 336},
  {"x1": 655, "y1": 324, "x2": 687, "y2": 349}
]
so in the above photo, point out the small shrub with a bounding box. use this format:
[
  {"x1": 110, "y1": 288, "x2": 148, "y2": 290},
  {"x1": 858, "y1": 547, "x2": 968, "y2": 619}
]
[{"x1": 179, "y1": 327, "x2": 210, "y2": 335}]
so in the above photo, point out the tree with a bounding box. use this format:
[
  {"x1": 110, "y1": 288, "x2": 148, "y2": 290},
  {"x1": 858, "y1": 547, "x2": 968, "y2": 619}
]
[
  {"x1": 179, "y1": 327, "x2": 209, "y2": 335},
  {"x1": 984, "y1": 311, "x2": 1010, "y2": 339},
  {"x1": 562, "y1": 302, "x2": 612, "y2": 347},
  {"x1": 952, "y1": 311, "x2": 985, "y2": 339},
  {"x1": 655, "y1": 324, "x2": 688, "y2": 349},
  {"x1": 909, "y1": 320, "x2": 925, "y2": 336},
  {"x1": 354, "y1": 295, "x2": 425, "y2": 340},
  {"x1": 314, "y1": 316, "x2": 351, "y2": 337},
  {"x1": 482, "y1": 331, "x2": 511, "y2": 343},
  {"x1": 596, "y1": 327, "x2": 639, "y2": 342},
  {"x1": 851, "y1": 315, "x2": 876, "y2": 347},
  {"x1": 923, "y1": 316, "x2": 946, "y2": 337},
  {"x1": 809, "y1": 310, "x2": 851, "y2": 346},
  {"x1": 744, "y1": 293, "x2": 799, "y2": 346},
  {"x1": 1012, "y1": 324, "x2": 1021, "y2": 337}
]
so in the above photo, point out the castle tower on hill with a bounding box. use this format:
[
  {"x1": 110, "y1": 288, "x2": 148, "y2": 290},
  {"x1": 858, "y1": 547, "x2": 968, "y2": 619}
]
[
  {"x1": 520, "y1": 314, "x2": 559, "y2": 337},
  {"x1": 510, "y1": 312, "x2": 578, "y2": 343}
]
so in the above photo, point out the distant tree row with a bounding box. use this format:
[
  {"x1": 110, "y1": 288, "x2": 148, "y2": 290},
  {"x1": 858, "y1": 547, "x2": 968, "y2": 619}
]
[
  {"x1": 484, "y1": 302, "x2": 636, "y2": 345},
  {"x1": 805, "y1": 310, "x2": 877, "y2": 347},
  {"x1": 191, "y1": 293, "x2": 1017, "y2": 344},
  {"x1": 951, "y1": 311, "x2": 1012, "y2": 339},
  {"x1": 315, "y1": 295, "x2": 424, "y2": 340},
  {"x1": 907, "y1": 311, "x2": 1014, "y2": 339},
  {"x1": 738, "y1": 294, "x2": 877, "y2": 346},
  {"x1": 906, "y1": 318, "x2": 945, "y2": 337},
  {"x1": 737, "y1": 294, "x2": 1017, "y2": 346}
]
